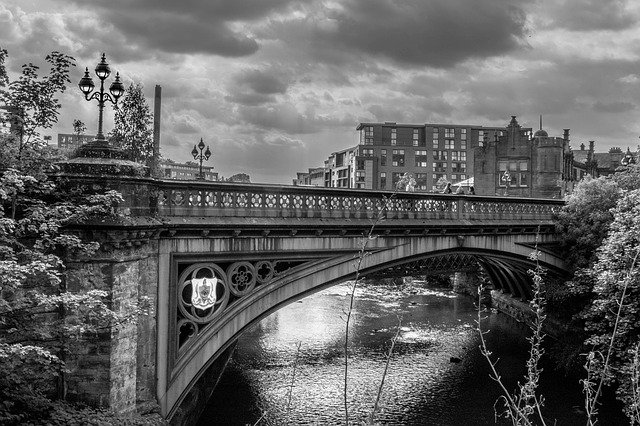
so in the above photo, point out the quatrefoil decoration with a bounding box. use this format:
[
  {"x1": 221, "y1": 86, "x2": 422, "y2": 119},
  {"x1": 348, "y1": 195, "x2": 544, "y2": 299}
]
[{"x1": 226, "y1": 261, "x2": 257, "y2": 297}]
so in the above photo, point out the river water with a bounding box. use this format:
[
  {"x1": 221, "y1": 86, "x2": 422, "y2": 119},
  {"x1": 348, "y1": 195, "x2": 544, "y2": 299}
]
[{"x1": 198, "y1": 281, "x2": 624, "y2": 425}]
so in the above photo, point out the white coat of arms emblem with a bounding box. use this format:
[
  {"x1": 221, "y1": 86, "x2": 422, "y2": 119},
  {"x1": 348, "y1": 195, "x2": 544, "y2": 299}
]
[{"x1": 191, "y1": 277, "x2": 218, "y2": 310}]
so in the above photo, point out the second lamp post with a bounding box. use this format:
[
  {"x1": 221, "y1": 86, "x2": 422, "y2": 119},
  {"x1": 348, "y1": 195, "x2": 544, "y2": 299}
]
[{"x1": 192, "y1": 138, "x2": 212, "y2": 180}]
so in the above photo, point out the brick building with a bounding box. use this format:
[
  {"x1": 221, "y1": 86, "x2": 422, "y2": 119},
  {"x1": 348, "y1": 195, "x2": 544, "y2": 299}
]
[
  {"x1": 474, "y1": 116, "x2": 568, "y2": 198},
  {"x1": 295, "y1": 121, "x2": 505, "y2": 191}
]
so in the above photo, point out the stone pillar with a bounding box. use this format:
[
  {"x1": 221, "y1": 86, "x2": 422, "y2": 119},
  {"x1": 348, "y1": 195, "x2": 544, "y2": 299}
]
[{"x1": 55, "y1": 146, "x2": 161, "y2": 413}]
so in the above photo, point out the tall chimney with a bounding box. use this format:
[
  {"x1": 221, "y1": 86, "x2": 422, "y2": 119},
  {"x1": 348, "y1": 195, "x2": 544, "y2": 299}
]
[
  {"x1": 151, "y1": 85, "x2": 162, "y2": 176},
  {"x1": 563, "y1": 129, "x2": 570, "y2": 142}
]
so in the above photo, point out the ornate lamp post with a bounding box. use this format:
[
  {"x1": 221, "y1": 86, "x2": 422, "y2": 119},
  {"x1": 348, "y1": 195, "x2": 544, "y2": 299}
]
[
  {"x1": 191, "y1": 138, "x2": 212, "y2": 180},
  {"x1": 500, "y1": 170, "x2": 511, "y2": 196},
  {"x1": 78, "y1": 53, "x2": 125, "y2": 143}
]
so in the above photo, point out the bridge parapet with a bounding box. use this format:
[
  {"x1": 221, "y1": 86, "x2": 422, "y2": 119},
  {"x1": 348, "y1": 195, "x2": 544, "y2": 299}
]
[{"x1": 154, "y1": 180, "x2": 563, "y2": 222}]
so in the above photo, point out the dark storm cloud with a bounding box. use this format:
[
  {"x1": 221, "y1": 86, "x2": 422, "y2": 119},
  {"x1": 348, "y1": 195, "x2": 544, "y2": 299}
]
[
  {"x1": 226, "y1": 68, "x2": 290, "y2": 105},
  {"x1": 235, "y1": 69, "x2": 289, "y2": 95},
  {"x1": 263, "y1": 0, "x2": 528, "y2": 69},
  {"x1": 545, "y1": 0, "x2": 637, "y2": 31},
  {"x1": 61, "y1": 0, "x2": 309, "y2": 57}
]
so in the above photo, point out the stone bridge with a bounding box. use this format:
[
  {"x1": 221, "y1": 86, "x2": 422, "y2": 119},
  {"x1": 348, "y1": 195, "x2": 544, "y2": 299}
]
[{"x1": 61, "y1": 175, "x2": 566, "y2": 423}]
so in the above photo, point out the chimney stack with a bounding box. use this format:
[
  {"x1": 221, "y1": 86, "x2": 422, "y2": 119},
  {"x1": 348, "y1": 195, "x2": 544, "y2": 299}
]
[
  {"x1": 151, "y1": 85, "x2": 162, "y2": 176},
  {"x1": 563, "y1": 129, "x2": 570, "y2": 142}
]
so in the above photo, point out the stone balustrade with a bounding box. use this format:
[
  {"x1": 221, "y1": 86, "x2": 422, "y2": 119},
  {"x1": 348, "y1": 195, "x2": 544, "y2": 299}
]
[{"x1": 154, "y1": 180, "x2": 563, "y2": 221}]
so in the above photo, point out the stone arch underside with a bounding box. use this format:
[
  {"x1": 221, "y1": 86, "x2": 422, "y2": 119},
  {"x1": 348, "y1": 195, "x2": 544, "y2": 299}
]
[{"x1": 159, "y1": 233, "x2": 566, "y2": 420}]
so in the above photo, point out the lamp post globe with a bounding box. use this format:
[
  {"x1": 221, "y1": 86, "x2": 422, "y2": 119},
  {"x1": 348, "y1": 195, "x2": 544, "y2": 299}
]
[
  {"x1": 78, "y1": 53, "x2": 124, "y2": 142},
  {"x1": 192, "y1": 138, "x2": 213, "y2": 180}
]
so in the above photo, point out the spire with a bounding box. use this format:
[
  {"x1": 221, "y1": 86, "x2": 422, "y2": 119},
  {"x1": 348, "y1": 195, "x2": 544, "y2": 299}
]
[{"x1": 539, "y1": 115, "x2": 543, "y2": 131}]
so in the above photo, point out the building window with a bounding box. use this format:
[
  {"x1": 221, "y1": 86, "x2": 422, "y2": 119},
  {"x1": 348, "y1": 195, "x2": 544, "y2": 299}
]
[
  {"x1": 445, "y1": 128, "x2": 455, "y2": 138},
  {"x1": 356, "y1": 171, "x2": 365, "y2": 182},
  {"x1": 461, "y1": 128, "x2": 467, "y2": 140},
  {"x1": 357, "y1": 159, "x2": 365, "y2": 170},
  {"x1": 362, "y1": 148, "x2": 374, "y2": 157},
  {"x1": 432, "y1": 128, "x2": 439, "y2": 149},
  {"x1": 415, "y1": 173, "x2": 428, "y2": 190},
  {"x1": 498, "y1": 159, "x2": 529, "y2": 187},
  {"x1": 390, "y1": 128, "x2": 397, "y2": 146},
  {"x1": 477, "y1": 130, "x2": 486, "y2": 147},
  {"x1": 392, "y1": 149, "x2": 405, "y2": 166},
  {"x1": 415, "y1": 150, "x2": 428, "y2": 167},
  {"x1": 360, "y1": 126, "x2": 374, "y2": 145},
  {"x1": 381, "y1": 149, "x2": 387, "y2": 166},
  {"x1": 380, "y1": 172, "x2": 387, "y2": 189},
  {"x1": 412, "y1": 128, "x2": 420, "y2": 147},
  {"x1": 452, "y1": 162, "x2": 466, "y2": 173},
  {"x1": 433, "y1": 162, "x2": 447, "y2": 172},
  {"x1": 433, "y1": 150, "x2": 448, "y2": 161},
  {"x1": 445, "y1": 139, "x2": 455, "y2": 150}
]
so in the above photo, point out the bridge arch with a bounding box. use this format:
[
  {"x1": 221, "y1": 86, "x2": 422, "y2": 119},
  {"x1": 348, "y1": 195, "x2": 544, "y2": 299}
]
[{"x1": 158, "y1": 232, "x2": 565, "y2": 420}]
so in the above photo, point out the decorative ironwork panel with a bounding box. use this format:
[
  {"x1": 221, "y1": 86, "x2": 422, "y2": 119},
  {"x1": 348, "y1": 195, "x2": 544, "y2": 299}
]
[{"x1": 226, "y1": 261, "x2": 257, "y2": 296}]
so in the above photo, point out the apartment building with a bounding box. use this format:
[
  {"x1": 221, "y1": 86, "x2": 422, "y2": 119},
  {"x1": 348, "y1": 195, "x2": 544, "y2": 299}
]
[{"x1": 354, "y1": 121, "x2": 505, "y2": 191}]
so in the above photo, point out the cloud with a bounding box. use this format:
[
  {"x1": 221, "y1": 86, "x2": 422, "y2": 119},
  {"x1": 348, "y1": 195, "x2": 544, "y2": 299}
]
[
  {"x1": 261, "y1": 0, "x2": 529, "y2": 69},
  {"x1": 226, "y1": 67, "x2": 290, "y2": 105},
  {"x1": 543, "y1": 0, "x2": 638, "y2": 31},
  {"x1": 216, "y1": 133, "x2": 306, "y2": 179},
  {"x1": 60, "y1": 0, "x2": 310, "y2": 57},
  {"x1": 593, "y1": 101, "x2": 636, "y2": 113}
]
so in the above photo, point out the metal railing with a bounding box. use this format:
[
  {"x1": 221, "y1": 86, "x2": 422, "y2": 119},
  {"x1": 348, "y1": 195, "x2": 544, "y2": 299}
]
[{"x1": 154, "y1": 180, "x2": 563, "y2": 222}]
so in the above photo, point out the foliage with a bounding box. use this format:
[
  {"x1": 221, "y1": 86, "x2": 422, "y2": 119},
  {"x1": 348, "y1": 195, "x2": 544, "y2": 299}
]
[
  {"x1": 110, "y1": 83, "x2": 154, "y2": 164},
  {"x1": 612, "y1": 163, "x2": 640, "y2": 192},
  {"x1": 73, "y1": 119, "x2": 86, "y2": 136},
  {"x1": 0, "y1": 49, "x2": 146, "y2": 424},
  {"x1": 555, "y1": 175, "x2": 620, "y2": 273},
  {"x1": 477, "y1": 248, "x2": 548, "y2": 426},
  {"x1": 226, "y1": 173, "x2": 250, "y2": 183},
  {"x1": 0, "y1": 48, "x2": 75, "y2": 146},
  {"x1": 582, "y1": 189, "x2": 640, "y2": 422}
]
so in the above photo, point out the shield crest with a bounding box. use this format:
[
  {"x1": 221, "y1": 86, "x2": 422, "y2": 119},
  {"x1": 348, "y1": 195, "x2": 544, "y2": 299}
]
[{"x1": 191, "y1": 277, "x2": 218, "y2": 310}]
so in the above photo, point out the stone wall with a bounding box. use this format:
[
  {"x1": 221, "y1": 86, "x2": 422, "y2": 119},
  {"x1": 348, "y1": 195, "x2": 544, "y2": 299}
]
[{"x1": 64, "y1": 242, "x2": 159, "y2": 413}]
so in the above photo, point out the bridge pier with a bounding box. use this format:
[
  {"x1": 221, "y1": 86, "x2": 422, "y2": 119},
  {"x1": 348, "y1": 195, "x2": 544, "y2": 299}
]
[{"x1": 63, "y1": 242, "x2": 160, "y2": 413}]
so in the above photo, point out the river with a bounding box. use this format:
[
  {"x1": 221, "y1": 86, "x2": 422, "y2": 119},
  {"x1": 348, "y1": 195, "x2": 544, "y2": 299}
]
[{"x1": 197, "y1": 280, "x2": 625, "y2": 425}]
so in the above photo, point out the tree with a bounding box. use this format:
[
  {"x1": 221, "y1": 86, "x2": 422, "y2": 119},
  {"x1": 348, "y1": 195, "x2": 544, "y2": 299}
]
[
  {"x1": 72, "y1": 119, "x2": 86, "y2": 136},
  {"x1": 0, "y1": 49, "x2": 75, "y2": 150},
  {"x1": 110, "y1": 83, "x2": 154, "y2": 165},
  {"x1": 0, "y1": 48, "x2": 153, "y2": 424},
  {"x1": 582, "y1": 189, "x2": 640, "y2": 422},
  {"x1": 555, "y1": 175, "x2": 621, "y2": 273},
  {"x1": 226, "y1": 173, "x2": 250, "y2": 183}
]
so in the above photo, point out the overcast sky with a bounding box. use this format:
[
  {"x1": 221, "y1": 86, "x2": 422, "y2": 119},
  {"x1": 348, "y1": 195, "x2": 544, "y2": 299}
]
[{"x1": 2, "y1": 0, "x2": 640, "y2": 183}]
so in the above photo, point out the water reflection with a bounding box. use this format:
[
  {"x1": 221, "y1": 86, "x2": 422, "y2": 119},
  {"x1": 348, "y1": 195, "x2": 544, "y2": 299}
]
[{"x1": 198, "y1": 281, "x2": 622, "y2": 425}]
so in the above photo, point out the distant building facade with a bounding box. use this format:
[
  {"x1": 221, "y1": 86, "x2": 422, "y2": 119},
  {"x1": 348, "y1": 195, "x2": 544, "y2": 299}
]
[
  {"x1": 293, "y1": 167, "x2": 327, "y2": 186},
  {"x1": 160, "y1": 160, "x2": 218, "y2": 181},
  {"x1": 474, "y1": 116, "x2": 568, "y2": 198},
  {"x1": 294, "y1": 117, "x2": 637, "y2": 197},
  {"x1": 295, "y1": 121, "x2": 505, "y2": 191},
  {"x1": 58, "y1": 133, "x2": 95, "y2": 150},
  {"x1": 474, "y1": 116, "x2": 637, "y2": 198}
]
